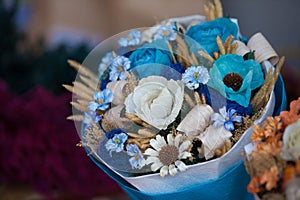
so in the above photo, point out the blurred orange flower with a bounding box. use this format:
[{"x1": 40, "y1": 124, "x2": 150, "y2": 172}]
[
  {"x1": 251, "y1": 117, "x2": 282, "y2": 142},
  {"x1": 280, "y1": 97, "x2": 300, "y2": 127},
  {"x1": 247, "y1": 176, "x2": 261, "y2": 194},
  {"x1": 260, "y1": 166, "x2": 279, "y2": 191}
]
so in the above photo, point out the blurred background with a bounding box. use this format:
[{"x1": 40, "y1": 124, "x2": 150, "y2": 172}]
[{"x1": 0, "y1": 0, "x2": 299, "y2": 199}]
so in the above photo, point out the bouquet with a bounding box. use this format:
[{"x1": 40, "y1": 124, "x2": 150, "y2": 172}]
[
  {"x1": 245, "y1": 97, "x2": 300, "y2": 200},
  {"x1": 65, "y1": 0, "x2": 286, "y2": 198}
]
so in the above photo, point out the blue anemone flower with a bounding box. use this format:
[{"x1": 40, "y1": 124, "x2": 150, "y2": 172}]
[
  {"x1": 118, "y1": 30, "x2": 142, "y2": 47},
  {"x1": 154, "y1": 24, "x2": 177, "y2": 41},
  {"x1": 212, "y1": 106, "x2": 242, "y2": 131},
  {"x1": 109, "y1": 56, "x2": 131, "y2": 81},
  {"x1": 88, "y1": 88, "x2": 114, "y2": 111},
  {"x1": 207, "y1": 54, "x2": 264, "y2": 107},
  {"x1": 126, "y1": 144, "x2": 146, "y2": 169},
  {"x1": 105, "y1": 132, "x2": 128, "y2": 156},
  {"x1": 182, "y1": 66, "x2": 210, "y2": 90}
]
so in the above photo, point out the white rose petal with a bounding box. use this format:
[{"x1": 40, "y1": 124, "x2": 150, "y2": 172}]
[{"x1": 124, "y1": 76, "x2": 184, "y2": 130}]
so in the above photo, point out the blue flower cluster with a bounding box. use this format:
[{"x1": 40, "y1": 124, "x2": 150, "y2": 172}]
[{"x1": 118, "y1": 30, "x2": 142, "y2": 47}]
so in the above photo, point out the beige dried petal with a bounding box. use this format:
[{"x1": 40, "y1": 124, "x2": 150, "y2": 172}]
[
  {"x1": 177, "y1": 104, "x2": 214, "y2": 137},
  {"x1": 106, "y1": 80, "x2": 128, "y2": 105},
  {"x1": 198, "y1": 125, "x2": 232, "y2": 160}
]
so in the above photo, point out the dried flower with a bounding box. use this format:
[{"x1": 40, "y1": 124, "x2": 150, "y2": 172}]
[
  {"x1": 260, "y1": 166, "x2": 279, "y2": 191},
  {"x1": 212, "y1": 106, "x2": 242, "y2": 131},
  {"x1": 98, "y1": 52, "x2": 114, "y2": 76},
  {"x1": 144, "y1": 134, "x2": 191, "y2": 177},
  {"x1": 182, "y1": 65, "x2": 210, "y2": 90},
  {"x1": 105, "y1": 132, "x2": 128, "y2": 156},
  {"x1": 118, "y1": 30, "x2": 142, "y2": 47},
  {"x1": 247, "y1": 176, "x2": 261, "y2": 194},
  {"x1": 251, "y1": 116, "x2": 282, "y2": 142},
  {"x1": 280, "y1": 97, "x2": 300, "y2": 127},
  {"x1": 88, "y1": 88, "x2": 114, "y2": 111},
  {"x1": 83, "y1": 110, "x2": 102, "y2": 127},
  {"x1": 208, "y1": 54, "x2": 264, "y2": 107},
  {"x1": 125, "y1": 76, "x2": 184, "y2": 130},
  {"x1": 126, "y1": 144, "x2": 146, "y2": 169},
  {"x1": 109, "y1": 56, "x2": 131, "y2": 81},
  {"x1": 154, "y1": 24, "x2": 177, "y2": 41}
]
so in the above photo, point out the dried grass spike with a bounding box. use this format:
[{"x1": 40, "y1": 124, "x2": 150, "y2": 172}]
[
  {"x1": 138, "y1": 128, "x2": 157, "y2": 137},
  {"x1": 214, "y1": 0, "x2": 223, "y2": 18},
  {"x1": 204, "y1": 4, "x2": 210, "y2": 21},
  {"x1": 230, "y1": 42, "x2": 238, "y2": 54},
  {"x1": 70, "y1": 101, "x2": 88, "y2": 112},
  {"x1": 79, "y1": 75, "x2": 98, "y2": 91},
  {"x1": 251, "y1": 56, "x2": 285, "y2": 111},
  {"x1": 67, "y1": 115, "x2": 85, "y2": 121},
  {"x1": 224, "y1": 35, "x2": 234, "y2": 53},
  {"x1": 62, "y1": 84, "x2": 74, "y2": 93},
  {"x1": 184, "y1": 92, "x2": 196, "y2": 107},
  {"x1": 213, "y1": 52, "x2": 219, "y2": 60},
  {"x1": 73, "y1": 81, "x2": 94, "y2": 97},
  {"x1": 198, "y1": 50, "x2": 215, "y2": 63},
  {"x1": 194, "y1": 91, "x2": 201, "y2": 105},
  {"x1": 216, "y1": 36, "x2": 225, "y2": 55},
  {"x1": 201, "y1": 93, "x2": 207, "y2": 105},
  {"x1": 67, "y1": 60, "x2": 98, "y2": 83}
]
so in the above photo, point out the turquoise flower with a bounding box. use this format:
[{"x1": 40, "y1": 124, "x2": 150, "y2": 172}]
[
  {"x1": 186, "y1": 17, "x2": 238, "y2": 55},
  {"x1": 126, "y1": 144, "x2": 146, "y2": 169},
  {"x1": 128, "y1": 39, "x2": 173, "y2": 77},
  {"x1": 154, "y1": 24, "x2": 177, "y2": 41},
  {"x1": 118, "y1": 30, "x2": 142, "y2": 47},
  {"x1": 109, "y1": 56, "x2": 131, "y2": 81},
  {"x1": 182, "y1": 66, "x2": 210, "y2": 90},
  {"x1": 88, "y1": 88, "x2": 114, "y2": 111},
  {"x1": 98, "y1": 52, "x2": 113, "y2": 76},
  {"x1": 105, "y1": 132, "x2": 128, "y2": 156},
  {"x1": 212, "y1": 106, "x2": 242, "y2": 131},
  {"x1": 207, "y1": 54, "x2": 264, "y2": 107}
]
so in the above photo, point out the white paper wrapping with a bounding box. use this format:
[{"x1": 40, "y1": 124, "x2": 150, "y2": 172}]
[{"x1": 92, "y1": 90, "x2": 275, "y2": 194}]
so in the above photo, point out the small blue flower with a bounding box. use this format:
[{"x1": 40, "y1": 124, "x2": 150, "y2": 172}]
[
  {"x1": 105, "y1": 128, "x2": 126, "y2": 139},
  {"x1": 98, "y1": 52, "x2": 114, "y2": 76},
  {"x1": 182, "y1": 66, "x2": 210, "y2": 90},
  {"x1": 105, "y1": 132, "x2": 128, "y2": 156},
  {"x1": 83, "y1": 110, "x2": 102, "y2": 127},
  {"x1": 118, "y1": 30, "x2": 142, "y2": 47},
  {"x1": 154, "y1": 24, "x2": 177, "y2": 41},
  {"x1": 88, "y1": 88, "x2": 114, "y2": 111},
  {"x1": 126, "y1": 144, "x2": 146, "y2": 169},
  {"x1": 212, "y1": 106, "x2": 242, "y2": 131},
  {"x1": 226, "y1": 100, "x2": 252, "y2": 116},
  {"x1": 109, "y1": 56, "x2": 131, "y2": 81}
]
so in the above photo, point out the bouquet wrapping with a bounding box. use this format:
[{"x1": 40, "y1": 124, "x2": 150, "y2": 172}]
[{"x1": 65, "y1": 1, "x2": 287, "y2": 199}]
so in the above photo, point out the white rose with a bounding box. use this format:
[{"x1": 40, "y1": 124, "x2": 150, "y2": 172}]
[
  {"x1": 281, "y1": 119, "x2": 300, "y2": 161},
  {"x1": 125, "y1": 76, "x2": 184, "y2": 130}
]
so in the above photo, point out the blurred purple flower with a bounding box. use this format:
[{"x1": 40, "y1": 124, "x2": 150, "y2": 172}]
[{"x1": 0, "y1": 80, "x2": 122, "y2": 198}]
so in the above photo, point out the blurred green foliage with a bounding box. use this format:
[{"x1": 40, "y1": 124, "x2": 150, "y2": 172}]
[{"x1": 0, "y1": 0, "x2": 90, "y2": 94}]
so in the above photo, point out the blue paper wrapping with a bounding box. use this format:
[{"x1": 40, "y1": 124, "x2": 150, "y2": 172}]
[{"x1": 87, "y1": 75, "x2": 286, "y2": 200}]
